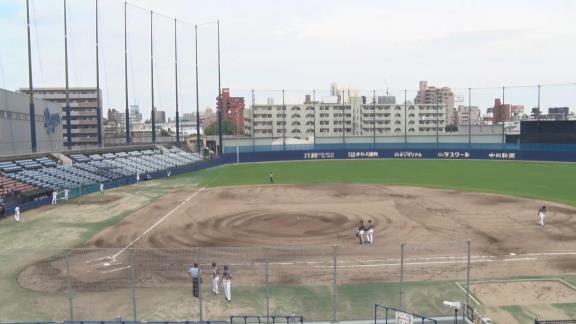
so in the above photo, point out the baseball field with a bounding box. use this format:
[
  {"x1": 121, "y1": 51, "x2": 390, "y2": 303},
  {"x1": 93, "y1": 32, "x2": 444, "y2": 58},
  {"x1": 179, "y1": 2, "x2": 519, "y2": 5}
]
[{"x1": 1, "y1": 159, "x2": 576, "y2": 323}]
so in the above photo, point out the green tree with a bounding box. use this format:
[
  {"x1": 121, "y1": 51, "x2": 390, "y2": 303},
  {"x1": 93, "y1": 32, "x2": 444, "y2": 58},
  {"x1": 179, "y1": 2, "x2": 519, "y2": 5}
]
[{"x1": 204, "y1": 120, "x2": 237, "y2": 135}]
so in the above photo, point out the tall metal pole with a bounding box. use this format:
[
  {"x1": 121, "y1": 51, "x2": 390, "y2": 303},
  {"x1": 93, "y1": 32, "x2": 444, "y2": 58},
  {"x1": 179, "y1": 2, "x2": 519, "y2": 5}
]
[
  {"x1": 466, "y1": 240, "x2": 471, "y2": 318},
  {"x1": 236, "y1": 99, "x2": 239, "y2": 164},
  {"x1": 332, "y1": 246, "x2": 338, "y2": 323},
  {"x1": 400, "y1": 242, "x2": 405, "y2": 311},
  {"x1": 26, "y1": 0, "x2": 37, "y2": 152},
  {"x1": 341, "y1": 90, "x2": 345, "y2": 144},
  {"x1": 123, "y1": 2, "x2": 131, "y2": 143},
  {"x1": 217, "y1": 20, "x2": 223, "y2": 155},
  {"x1": 372, "y1": 90, "x2": 376, "y2": 146},
  {"x1": 150, "y1": 11, "x2": 156, "y2": 144},
  {"x1": 65, "y1": 249, "x2": 74, "y2": 321},
  {"x1": 95, "y1": 0, "x2": 103, "y2": 146},
  {"x1": 502, "y1": 86, "x2": 506, "y2": 144},
  {"x1": 537, "y1": 84, "x2": 541, "y2": 120},
  {"x1": 468, "y1": 88, "x2": 471, "y2": 145},
  {"x1": 404, "y1": 90, "x2": 408, "y2": 145},
  {"x1": 313, "y1": 90, "x2": 317, "y2": 147},
  {"x1": 129, "y1": 248, "x2": 137, "y2": 321},
  {"x1": 174, "y1": 18, "x2": 180, "y2": 144},
  {"x1": 64, "y1": 0, "x2": 72, "y2": 149},
  {"x1": 195, "y1": 25, "x2": 201, "y2": 152},
  {"x1": 282, "y1": 89, "x2": 286, "y2": 150},
  {"x1": 251, "y1": 89, "x2": 255, "y2": 151},
  {"x1": 435, "y1": 90, "x2": 439, "y2": 145}
]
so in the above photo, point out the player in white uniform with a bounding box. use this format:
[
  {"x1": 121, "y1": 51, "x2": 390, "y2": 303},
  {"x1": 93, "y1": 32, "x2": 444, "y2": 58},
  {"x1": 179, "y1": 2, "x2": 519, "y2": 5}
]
[
  {"x1": 99, "y1": 183, "x2": 104, "y2": 200},
  {"x1": 222, "y1": 265, "x2": 232, "y2": 302},
  {"x1": 14, "y1": 206, "x2": 20, "y2": 222},
  {"x1": 136, "y1": 172, "x2": 140, "y2": 183},
  {"x1": 538, "y1": 206, "x2": 547, "y2": 226},
  {"x1": 211, "y1": 262, "x2": 220, "y2": 295},
  {"x1": 64, "y1": 188, "x2": 69, "y2": 201},
  {"x1": 366, "y1": 219, "x2": 374, "y2": 244},
  {"x1": 51, "y1": 191, "x2": 58, "y2": 205}
]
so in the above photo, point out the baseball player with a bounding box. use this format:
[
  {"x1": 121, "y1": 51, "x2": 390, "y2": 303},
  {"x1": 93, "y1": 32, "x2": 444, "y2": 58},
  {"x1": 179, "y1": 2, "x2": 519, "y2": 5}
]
[
  {"x1": 14, "y1": 206, "x2": 20, "y2": 223},
  {"x1": 211, "y1": 262, "x2": 220, "y2": 295},
  {"x1": 356, "y1": 220, "x2": 366, "y2": 244},
  {"x1": 99, "y1": 183, "x2": 104, "y2": 200},
  {"x1": 136, "y1": 172, "x2": 140, "y2": 183},
  {"x1": 366, "y1": 219, "x2": 374, "y2": 244},
  {"x1": 188, "y1": 263, "x2": 201, "y2": 298},
  {"x1": 269, "y1": 172, "x2": 274, "y2": 184},
  {"x1": 538, "y1": 206, "x2": 547, "y2": 226},
  {"x1": 222, "y1": 265, "x2": 232, "y2": 302},
  {"x1": 167, "y1": 171, "x2": 171, "y2": 177},
  {"x1": 51, "y1": 190, "x2": 58, "y2": 205},
  {"x1": 64, "y1": 188, "x2": 69, "y2": 201}
]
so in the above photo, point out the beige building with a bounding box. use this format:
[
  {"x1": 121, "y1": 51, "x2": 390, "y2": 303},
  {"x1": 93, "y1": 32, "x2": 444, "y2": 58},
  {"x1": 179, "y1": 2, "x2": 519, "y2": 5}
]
[
  {"x1": 19, "y1": 87, "x2": 102, "y2": 147},
  {"x1": 457, "y1": 105, "x2": 481, "y2": 125},
  {"x1": 245, "y1": 99, "x2": 446, "y2": 139},
  {"x1": 414, "y1": 81, "x2": 455, "y2": 126}
]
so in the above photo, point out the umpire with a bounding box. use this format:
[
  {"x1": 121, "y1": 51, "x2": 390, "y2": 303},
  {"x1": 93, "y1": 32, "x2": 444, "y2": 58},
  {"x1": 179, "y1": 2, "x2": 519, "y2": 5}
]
[{"x1": 189, "y1": 263, "x2": 201, "y2": 297}]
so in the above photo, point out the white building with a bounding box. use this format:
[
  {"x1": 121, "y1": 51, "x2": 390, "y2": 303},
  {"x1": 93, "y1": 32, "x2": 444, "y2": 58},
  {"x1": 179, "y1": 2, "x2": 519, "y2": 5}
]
[{"x1": 245, "y1": 99, "x2": 446, "y2": 138}]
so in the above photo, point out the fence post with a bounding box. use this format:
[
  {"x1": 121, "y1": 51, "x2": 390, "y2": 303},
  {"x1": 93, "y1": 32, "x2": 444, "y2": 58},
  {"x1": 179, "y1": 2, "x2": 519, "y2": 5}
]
[
  {"x1": 197, "y1": 247, "x2": 203, "y2": 322},
  {"x1": 65, "y1": 249, "x2": 74, "y2": 322},
  {"x1": 265, "y1": 247, "x2": 270, "y2": 324},
  {"x1": 400, "y1": 243, "x2": 405, "y2": 311},
  {"x1": 129, "y1": 248, "x2": 137, "y2": 321},
  {"x1": 466, "y1": 240, "x2": 471, "y2": 323},
  {"x1": 331, "y1": 245, "x2": 338, "y2": 323}
]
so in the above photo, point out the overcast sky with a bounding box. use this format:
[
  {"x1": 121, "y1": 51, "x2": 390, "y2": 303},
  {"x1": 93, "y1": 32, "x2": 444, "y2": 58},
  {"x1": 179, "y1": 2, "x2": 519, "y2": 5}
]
[{"x1": 1, "y1": 0, "x2": 575, "y2": 118}]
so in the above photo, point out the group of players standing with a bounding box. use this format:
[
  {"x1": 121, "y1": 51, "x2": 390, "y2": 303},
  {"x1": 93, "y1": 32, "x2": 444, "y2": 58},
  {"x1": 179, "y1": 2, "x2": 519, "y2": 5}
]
[
  {"x1": 189, "y1": 262, "x2": 233, "y2": 302},
  {"x1": 356, "y1": 220, "x2": 374, "y2": 244}
]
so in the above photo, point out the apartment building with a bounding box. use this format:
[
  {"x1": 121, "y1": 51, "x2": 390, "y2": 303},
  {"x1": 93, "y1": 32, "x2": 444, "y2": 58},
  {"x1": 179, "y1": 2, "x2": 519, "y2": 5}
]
[
  {"x1": 245, "y1": 100, "x2": 446, "y2": 138},
  {"x1": 414, "y1": 81, "x2": 455, "y2": 125},
  {"x1": 19, "y1": 87, "x2": 102, "y2": 146}
]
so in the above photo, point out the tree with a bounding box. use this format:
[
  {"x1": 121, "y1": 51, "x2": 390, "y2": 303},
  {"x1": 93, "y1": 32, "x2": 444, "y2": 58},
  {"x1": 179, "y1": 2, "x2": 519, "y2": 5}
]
[{"x1": 204, "y1": 120, "x2": 237, "y2": 135}]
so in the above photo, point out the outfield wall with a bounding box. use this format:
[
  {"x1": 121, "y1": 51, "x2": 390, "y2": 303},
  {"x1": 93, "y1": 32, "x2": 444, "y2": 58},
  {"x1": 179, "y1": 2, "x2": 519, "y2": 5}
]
[{"x1": 221, "y1": 143, "x2": 576, "y2": 163}]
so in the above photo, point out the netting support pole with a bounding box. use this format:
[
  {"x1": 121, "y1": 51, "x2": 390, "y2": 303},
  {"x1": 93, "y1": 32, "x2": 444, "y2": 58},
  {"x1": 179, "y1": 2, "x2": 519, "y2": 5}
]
[
  {"x1": 197, "y1": 247, "x2": 203, "y2": 322},
  {"x1": 400, "y1": 243, "x2": 405, "y2": 311},
  {"x1": 332, "y1": 245, "x2": 337, "y2": 323},
  {"x1": 65, "y1": 249, "x2": 74, "y2": 322},
  {"x1": 265, "y1": 248, "x2": 270, "y2": 324},
  {"x1": 466, "y1": 240, "x2": 471, "y2": 323},
  {"x1": 129, "y1": 248, "x2": 137, "y2": 321}
]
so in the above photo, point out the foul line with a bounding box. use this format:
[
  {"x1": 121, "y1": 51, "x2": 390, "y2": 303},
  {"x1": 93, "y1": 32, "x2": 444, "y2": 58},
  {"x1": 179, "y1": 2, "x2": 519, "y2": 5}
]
[{"x1": 110, "y1": 186, "x2": 206, "y2": 260}]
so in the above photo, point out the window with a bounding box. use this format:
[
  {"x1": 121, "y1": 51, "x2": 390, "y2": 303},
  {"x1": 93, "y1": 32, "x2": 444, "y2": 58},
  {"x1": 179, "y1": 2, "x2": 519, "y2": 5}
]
[
  {"x1": 395, "y1": 113, "x2": 401, "y2": 117},
  {"x1": 394, "y1": 128, "x2": 401, "y2": 133}
]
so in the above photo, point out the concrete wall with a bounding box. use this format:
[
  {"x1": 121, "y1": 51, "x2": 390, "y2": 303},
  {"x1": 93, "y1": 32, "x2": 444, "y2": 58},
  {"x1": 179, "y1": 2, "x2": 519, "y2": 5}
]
[{"x1": 0, "y1": 88, "x2": 63, "y2": 156}]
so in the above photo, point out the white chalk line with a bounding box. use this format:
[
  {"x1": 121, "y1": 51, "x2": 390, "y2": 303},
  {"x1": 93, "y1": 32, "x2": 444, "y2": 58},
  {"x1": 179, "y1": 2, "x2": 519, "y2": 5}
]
[
  {"x1": 102, "y1": 266, "x2": 131, "y2": 274},
  {"x1": 110, "y1": 186, "x2": 206, "y2": 260}
]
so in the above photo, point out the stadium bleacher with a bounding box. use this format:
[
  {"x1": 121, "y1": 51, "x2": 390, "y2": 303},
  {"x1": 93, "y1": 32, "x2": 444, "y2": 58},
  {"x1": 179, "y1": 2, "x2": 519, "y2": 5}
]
[{"x1": 0, "y1": 147, "x2": 202, "y2": 192}]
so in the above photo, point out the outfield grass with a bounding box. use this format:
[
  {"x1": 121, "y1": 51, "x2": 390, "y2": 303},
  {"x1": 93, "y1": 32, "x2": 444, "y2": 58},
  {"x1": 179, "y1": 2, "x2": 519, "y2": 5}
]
[
  {"x1": 194, "y1": 160, "x2": 576, "y2": 206},
  {"x1": 1, "y1": 159, "x2": 576, "y2": 323}
]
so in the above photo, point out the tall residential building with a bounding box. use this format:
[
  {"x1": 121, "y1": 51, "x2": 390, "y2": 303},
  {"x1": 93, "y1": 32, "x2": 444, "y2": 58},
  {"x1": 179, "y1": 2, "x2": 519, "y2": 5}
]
[
  {"x1": 130, "y1": 104, "x2": 143, "y2": 123},
  {"x1": 414, "y1": 81, "x2": 455, "y2": 126},
  {"x1": 19, "y1": 87, "x2": 102, "y2": 146},
  {"x1": 217, "y1": 88, "x2": 245, "y2": 134},
  {"x1": 456, "y1": 105, "x2": 481, "y2": 125},
  {"x1": 246, "y1": 100, "x2": 445, "y2": 138},
  {"x1": 492, "y1": 99, "x2": 511, "y2": 124},
  {"x1": 154, "y1": 110, "x2": 166, "y2": 124},
  {"x1": 510, "y1": 105, "x2": 524, "y2": 120}
]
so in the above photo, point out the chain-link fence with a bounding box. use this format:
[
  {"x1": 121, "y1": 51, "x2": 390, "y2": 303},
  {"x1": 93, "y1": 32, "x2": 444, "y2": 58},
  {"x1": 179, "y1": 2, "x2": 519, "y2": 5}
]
[
  {"x1": 0, "y1": 242, "x2": 476, "y2": 323},
  {"x1": 223, "y1": 84, "x2": 576, "y2": 153}
]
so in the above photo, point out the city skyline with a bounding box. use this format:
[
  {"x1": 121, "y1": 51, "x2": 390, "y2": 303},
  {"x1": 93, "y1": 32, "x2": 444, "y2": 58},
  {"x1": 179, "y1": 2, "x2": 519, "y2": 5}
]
[{"x1": 0, "y1": 0, "x2": 575, "y2": 120}]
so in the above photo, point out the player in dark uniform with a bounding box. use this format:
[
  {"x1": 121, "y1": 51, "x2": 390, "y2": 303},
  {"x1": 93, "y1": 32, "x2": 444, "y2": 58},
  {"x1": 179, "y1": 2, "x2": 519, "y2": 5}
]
[{"x1": 356, "y1": 220, "x2": 366, "y2": 244}]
